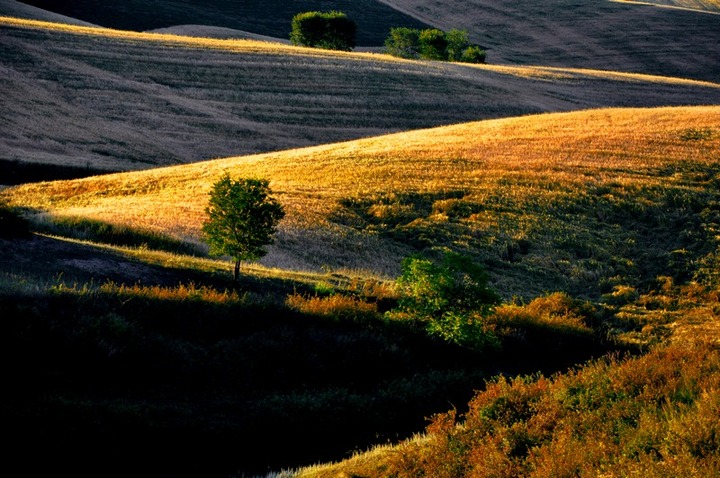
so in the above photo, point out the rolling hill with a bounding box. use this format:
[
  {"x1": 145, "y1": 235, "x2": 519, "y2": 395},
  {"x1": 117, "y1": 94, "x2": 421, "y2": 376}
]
[
  {"x1": 3, "y1": 104, "x2": 720, "y2": 476},
  {"x1": 4, "y1": 105, "x2": 720, "y2": 299},
  {"x1": 2, "y1": 1, "x2": 720, "y2": 476},
  {"x1": 1, "y1": 16, "x2": 719, "y2": 183},
  {"x1": 13, "y1": 0, "x2": 431, "y2": 46},
  {"x1": 12, "y1": 0, "x2": 720, "y2": 83},
  {"x1": 380, "y1": 0, "x2": 720, "y2": 82}
]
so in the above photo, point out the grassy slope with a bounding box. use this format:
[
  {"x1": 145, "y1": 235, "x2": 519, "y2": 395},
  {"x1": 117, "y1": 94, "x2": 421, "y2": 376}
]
[
  {"x1": 2, "y1": 17, "x2": 719, "y2": 180},
  {"x1": 1, "y1": 3, "x2": 719, "y2": 476},
  {"x1": 380, "y1": 0, "x2": 720, "y2": 82},
  {"x1": 3, "y1": 105, "x2": 720, "y2": 477},
  {"x1": 13, "y1": 0, "x2": 720, "y2": 83},
  {"x1": 4, "y1": 105, "x2": 720, "y2": 298}
]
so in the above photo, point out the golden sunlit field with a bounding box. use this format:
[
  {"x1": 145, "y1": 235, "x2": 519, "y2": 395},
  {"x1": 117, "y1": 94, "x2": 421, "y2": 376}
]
[
  {"x1": 623, "y1": 0, "x2": 720, "y2": 12},
  {"x1": 5, "y1": 105, "x2": 720, "y2": 293},
  {"x1": 2, "y1": 1, "x2": 720, "y2": 477},
  {"x1": 2, "y1": 14, "x2": 719, "y2": 175}
]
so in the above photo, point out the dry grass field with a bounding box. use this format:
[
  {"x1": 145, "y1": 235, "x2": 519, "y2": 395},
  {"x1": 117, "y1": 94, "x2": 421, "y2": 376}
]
[
  {"x1": 2, "y1": 2, "x2": 720, "y2": 476},
  {"x1": 2, "y1": 16, "x2": 719, "y2": 179},
  {"x1": 4, "y1": 105, "x2": 720, "y2": 297}
]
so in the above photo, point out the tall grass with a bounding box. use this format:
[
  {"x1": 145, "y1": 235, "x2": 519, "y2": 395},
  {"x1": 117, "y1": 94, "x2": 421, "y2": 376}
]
[{"x1": 377, "y1": 339, "x2": 720, "y2": 478}]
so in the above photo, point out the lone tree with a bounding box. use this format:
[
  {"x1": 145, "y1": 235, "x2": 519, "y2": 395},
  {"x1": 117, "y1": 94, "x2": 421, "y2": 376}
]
[
  {"x1": 202, "y1": 174, "x2": 285, "y2": 282},
  {"x1": 290, "y1": 11, "x2": 356, "y2": 51}
]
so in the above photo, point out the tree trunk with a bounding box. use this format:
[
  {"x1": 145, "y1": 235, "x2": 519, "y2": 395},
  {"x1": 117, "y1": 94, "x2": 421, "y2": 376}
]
[{"x1": 234, "y1": 260, "x2": 241, "y2": 282}]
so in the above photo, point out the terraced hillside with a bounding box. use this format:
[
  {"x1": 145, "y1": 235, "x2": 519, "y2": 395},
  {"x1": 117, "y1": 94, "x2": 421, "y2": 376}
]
[
  {"x1": 11, "y1": 0, "x2": 719, "y2": 82},
  {"x1": 380, "y1": 0, "x2": 720, "y2": 82},
  {"x1": 2, "y1": 17, "x2": 719, "y2": 182}
]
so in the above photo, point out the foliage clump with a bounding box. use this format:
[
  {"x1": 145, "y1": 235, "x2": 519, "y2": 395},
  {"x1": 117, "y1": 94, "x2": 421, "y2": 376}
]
[
  {"x1": 392, "y1": 250, "x2": 500, "y2": 349},
  {"x1": 385, "y1": 27, "x2": 486, "y2": 63},
  {"x1": 202, "y1": 173, "x2": 285, "y2": 281},
  {"x1": 290, "y1": 11, "x2": 356, "y2": 51}
]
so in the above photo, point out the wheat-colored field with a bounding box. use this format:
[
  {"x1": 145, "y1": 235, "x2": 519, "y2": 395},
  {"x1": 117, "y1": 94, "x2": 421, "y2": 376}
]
[
  {"x1": 4, "y1": 105, "x2": 719, "y2": 295},
  {"x1": 2, "y1": 16, "x2": 719, "y2": 173}
]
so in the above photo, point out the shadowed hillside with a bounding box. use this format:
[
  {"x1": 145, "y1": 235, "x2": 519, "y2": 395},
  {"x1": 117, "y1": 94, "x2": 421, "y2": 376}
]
[
  {"x1": 15, "y1": 0, "x2": 430, "y2": 45},
  {"x1": 12, "y1": 0, "x2": 719, "y2": 82},
  {"x1": 381, "y1": 0, "x2": 720, "y2": 82},
  {"x1": 2, "y1": 17, "x2": 719, "y2": 181}
]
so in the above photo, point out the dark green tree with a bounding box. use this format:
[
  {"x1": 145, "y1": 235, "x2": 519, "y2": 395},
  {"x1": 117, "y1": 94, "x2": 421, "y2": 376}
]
[
  {"x1": 385, "y1": 27, "x2": 487, "y2": 64},
  {"x1": 290, "y1": 11, "x2": 356, "y2": 51},
  {"x1": 418, "y1": 28, "x2": 448, "y2": 61},
  {"x1": 445, "y1": 29, "x2": 470, "y2": 62},
  {"x1": 202, "y1": 174, "x2": 285, "y2": 281}
]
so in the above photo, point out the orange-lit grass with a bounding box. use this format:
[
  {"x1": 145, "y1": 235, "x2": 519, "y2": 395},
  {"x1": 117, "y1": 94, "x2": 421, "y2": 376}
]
[
  {"x1": 4, "y1": 105, "x2": 718, "y2": 251},
  {"x1": 490, "y1": 292, "x2": 595, "y2": 337},
  {"x1": 51, "y1": 279, "x2": 244, "y2": 304},
  {"x1": 285, "y1": 293, "x2": 378, "y2": 321},
  {"x1": 297, "y1": 338, "x2": 720, "y2": 478}
]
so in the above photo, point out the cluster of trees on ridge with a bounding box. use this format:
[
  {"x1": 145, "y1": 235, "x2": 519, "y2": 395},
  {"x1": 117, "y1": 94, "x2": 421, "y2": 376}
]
[
  {"x1": 290, "y1": 11, "x2": 487, "y2": 63},
  {"x1": 384, "y1": 27, "x2": 487, "y2": 63}
]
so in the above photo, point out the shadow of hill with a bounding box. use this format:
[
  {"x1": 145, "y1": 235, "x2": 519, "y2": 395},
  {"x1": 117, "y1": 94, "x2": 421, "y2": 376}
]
[
  {"x1": 16, "y1": 0, "x2": 431, "y2": 45},
  {"x1": 0, "y1": 234, "x2": 312, "y2": 298}
]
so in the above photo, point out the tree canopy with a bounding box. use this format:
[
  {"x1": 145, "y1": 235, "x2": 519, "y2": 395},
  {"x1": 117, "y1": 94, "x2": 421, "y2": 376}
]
[
  {"x1": 290, "y1": 11, "x2": 356, "y2": 51},
  {"x1": 202, "y1": 174, "x2": 285, "y2": 281},
  {"x1": 385, "y1": 27, "x2": 486, "y2": 64},
  {"x1": 394, "y1": 250, "x2": 500, "y2": 349}
]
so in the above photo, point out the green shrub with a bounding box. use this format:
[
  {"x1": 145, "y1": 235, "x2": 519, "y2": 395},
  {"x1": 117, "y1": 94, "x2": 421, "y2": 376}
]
[
  {"x1": 385, "y1": 27, "x2": 486, "y2": 63},
  {"x1": 393, "y1": 250, "x2": 500, "y2": 349},
  {"x1": 290, "y1": 11, "x2": 356, "y2": 51},
  {"x1": 418, "y1": 28, "x2": 448, "y2": 61},
  {"x1": 445, "y1": 29, "x2": 470, "y2": 62},
  {"x1": 459, "y1": 45, "x2": 487, "y2": 64},
  {"x1": 384, "y1": 27, "x2": 420, "y2": 59}
]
